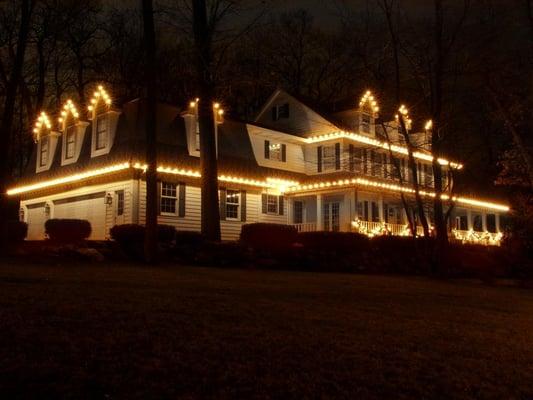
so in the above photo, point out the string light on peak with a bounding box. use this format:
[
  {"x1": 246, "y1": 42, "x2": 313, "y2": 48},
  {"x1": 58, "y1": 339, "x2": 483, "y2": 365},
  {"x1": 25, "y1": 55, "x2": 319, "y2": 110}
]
[
  {"x1": 33, "y1": 111, "x2": 52, "y2": 142},
  {"x1": 396, "y1": 104, "x2": 412, "y2": 130},
  {"x1": 87, "y1": 85, "x2": 112, "y2": 112},
  {"x1": 58, "y1": 100, "x2": 79, "y2": 126},
  {"x1": 359, "y1": 90, "x2": 379, "y2": 114},
  {"x1": 425, "y1": 119, "x2": 433, "y2": 131}
]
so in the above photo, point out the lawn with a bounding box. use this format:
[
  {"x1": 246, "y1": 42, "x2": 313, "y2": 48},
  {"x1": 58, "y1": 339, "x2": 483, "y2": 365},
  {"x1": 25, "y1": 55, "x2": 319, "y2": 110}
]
[{"x1": 0, "y1": 262, "x2": 532, "y2": 399}]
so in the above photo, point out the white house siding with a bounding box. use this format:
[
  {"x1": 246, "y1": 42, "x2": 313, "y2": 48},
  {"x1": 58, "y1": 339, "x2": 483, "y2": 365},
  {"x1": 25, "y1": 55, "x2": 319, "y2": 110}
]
[
  {"x1": 139, "y1": 181, "x2": 288, "y2": 241},
  {"x1": 20, "y1": 179, "x2": 135, "y2": 240},
  {"x1": 246, "y1": 125, "x2": 306, "y2": 174}
]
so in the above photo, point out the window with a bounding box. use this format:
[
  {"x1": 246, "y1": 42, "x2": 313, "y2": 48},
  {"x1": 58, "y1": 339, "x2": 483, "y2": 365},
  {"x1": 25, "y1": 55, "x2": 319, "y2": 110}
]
[
  {"x1": 226, "y1": 189, "x2": 240, "y2": 219},
  {"x1": 65, "y1": 125, "x2": 76, "y2": 159},
  {"x1": 267, "y1": 195, "x2": 278, "y2": 214},
  {"x1": 40, "y1": 137, "x2": 49, "y2": 166},
  {"x1": 116, "y1": 190, "x2": 124, "y2": 216},
  {"x1": 361, "y1": 113, "x2": 371, "y2": 133},
  {"x1": 195, "y1": 121, "x2": 200, "y2": 151},
  {"x1": 271, "y1": 103, "x2": 289, "y2": 121},
  {"x1": 95, "y1": 114, "x2": 107, "y2": 150},
  {"x1": 160, "y1": 182, "x2": 177, "y2": 214},
  {"x1": 322, "y1": 145, "x2": 336, "y2": 171}
]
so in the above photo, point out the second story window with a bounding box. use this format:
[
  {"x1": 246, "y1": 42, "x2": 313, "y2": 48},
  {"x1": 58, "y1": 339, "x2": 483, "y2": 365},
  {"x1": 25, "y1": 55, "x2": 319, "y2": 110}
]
[
  {"x1": 65, "y1": 125, "x2": 76, "y2": 159},
  {"x1": 322, "y1": 145, "x2": 336, "y2": 171},
  {"x1": 264, "y1": 140, "x2": 286, "y2": 162},
  {"x1": 272, "y1": 103, "x2": 289, "y2": 121},
  {"x1": 95, "y1": 115, "x2": 107, "y2": 150},
  {"x1": 40, "y1": 136, "x2": 49, "y2": 167}
]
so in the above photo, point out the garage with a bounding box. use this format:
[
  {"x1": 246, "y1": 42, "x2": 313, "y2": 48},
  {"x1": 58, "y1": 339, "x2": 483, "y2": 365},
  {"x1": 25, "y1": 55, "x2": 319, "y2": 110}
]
[
  {"x1": 26, "y1": 203, "x2": 46, "y2": 240},
  {"x1": 53, "y1": 192, "x2": 107, "y2": 239}
]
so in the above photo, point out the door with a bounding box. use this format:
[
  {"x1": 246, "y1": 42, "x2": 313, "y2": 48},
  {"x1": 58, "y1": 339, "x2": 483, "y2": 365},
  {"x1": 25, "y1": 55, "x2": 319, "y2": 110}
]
[
  {"x1": 323, "y1": 201, "x2": 340, "y2": 232},
  {"x1": 26, "y1": 203, "x2": 46, "y2": 240},
  {"x1": 53, "y1": 192, "x2": 106, "y2": 239},
  {"x1": 114, "y1": 190, "x2": 125, "y2": 226},
  {"x1": 293, "y1": 200, "x2": 304, "y2": 224}
]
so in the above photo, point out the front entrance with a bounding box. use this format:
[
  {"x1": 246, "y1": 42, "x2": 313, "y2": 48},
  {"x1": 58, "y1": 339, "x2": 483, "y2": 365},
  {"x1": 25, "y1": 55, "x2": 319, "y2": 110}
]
[{"x1": 323, "y1": 201, "x2": 340, "y2": 232}]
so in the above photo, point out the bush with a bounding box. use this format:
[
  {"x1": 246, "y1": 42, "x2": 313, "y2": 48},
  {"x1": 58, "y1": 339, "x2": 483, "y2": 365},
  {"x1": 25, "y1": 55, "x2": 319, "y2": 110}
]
[
  {"x1": 45, "y1": 219, "x2": 91, "y2": 243},
  {"x1": 157, "y1": 224, "x2": 177, "y2": 243},
  {"x1": 110, "y1": 224, "x2": 145, "y2": 244},
  {"x1": 175, "y1": 230, "x2": 205, "y2": 248},
  {"x1": 7, "y1": 220, "x2": 27, "y2": 242},
  {"x1": 240, "y1": 223, "x2": 298, "y2": 251},
  {"x1": 297, "y1": 231, "x2": 369, "y2": 254}
]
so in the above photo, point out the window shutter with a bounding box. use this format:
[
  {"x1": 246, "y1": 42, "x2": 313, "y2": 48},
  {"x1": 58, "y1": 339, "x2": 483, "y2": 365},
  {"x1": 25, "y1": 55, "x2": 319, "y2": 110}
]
[
  {"x1": 264, "y1": 140, "x2": 270, "y2": 159},
  {"x1": 240, "y1": 190, "x2": 247, "y2": 222},
  {"x1": 157, "y1": 181, "x2": 162, "y2": 215},
  {"x1": 283, "y1": 103, "x2": 290, "y2": 118},
  {"x1": 281, "y1": 144, "x2": 286, "y2": 162},
  {"x1": 335, "y1": 143, "x2": 341, "y2": 170},
  {"x1": 349, "y1": 144, "x2": 354, "y2": 171},
  {"x1": 261, "y1": 193, "x2": 267, "y2": 214},
  {"x1": 219, "y1": 188, "x2": 226, "y2": 220},
  {"x1": 178, "y1": 182, "x2": 186, "y2": 217},
  {"x1": 278, "y1": 196, "x2": 284, "y2": 215},
  {"x1": 317, "y1": 146, "x2": 322, "y2": 172}
]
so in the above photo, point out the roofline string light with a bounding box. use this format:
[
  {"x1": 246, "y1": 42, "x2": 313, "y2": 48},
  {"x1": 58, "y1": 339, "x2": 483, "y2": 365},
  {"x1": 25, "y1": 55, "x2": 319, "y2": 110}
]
[
  {"x1": 7, "y1": 162, "x2": 508, "y2": 211},
  {"x1": 32, "y1": 111, "x2": 52, "y2": 142}
]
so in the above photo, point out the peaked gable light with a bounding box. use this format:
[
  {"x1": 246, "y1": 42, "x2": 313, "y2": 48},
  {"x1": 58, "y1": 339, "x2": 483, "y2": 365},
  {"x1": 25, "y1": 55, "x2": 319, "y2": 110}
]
[{"x1": 33, "y1": 111, "x2": 52, "y2": 142}]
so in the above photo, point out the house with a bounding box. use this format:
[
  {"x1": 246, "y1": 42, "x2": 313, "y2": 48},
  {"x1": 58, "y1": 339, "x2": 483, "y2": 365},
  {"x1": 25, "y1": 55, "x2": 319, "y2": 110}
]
[{"x1": 8, "y1": 86, "x2": 509, "y2": 245}]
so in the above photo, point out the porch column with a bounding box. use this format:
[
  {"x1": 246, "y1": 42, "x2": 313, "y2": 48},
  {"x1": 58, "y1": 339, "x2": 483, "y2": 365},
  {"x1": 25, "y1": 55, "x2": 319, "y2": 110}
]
[
  {"x1": 378, "y1": 196, "x2": 384, "y2": 222},
  {"x1": 495, "y1": 213, "x2": 501, "y2": 232},
  {"x1": 481, "y1": 212, "x2": 487, "y2": 231},
  {"x1": 466, "y1": 209, "x2": 473, "y2": 230},
  {"x1": 316, "y1": 194, "x2": 324, "y2": 231}
]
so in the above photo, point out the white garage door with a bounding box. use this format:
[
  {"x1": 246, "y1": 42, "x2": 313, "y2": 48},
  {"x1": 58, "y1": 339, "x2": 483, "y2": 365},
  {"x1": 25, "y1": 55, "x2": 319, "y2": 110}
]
[
  {"x1": 26, "y1": 203, "x2": 46, "y2": 240},
  {"x1": 54, "y1": 192, "x2": 107, "y2": 240}
]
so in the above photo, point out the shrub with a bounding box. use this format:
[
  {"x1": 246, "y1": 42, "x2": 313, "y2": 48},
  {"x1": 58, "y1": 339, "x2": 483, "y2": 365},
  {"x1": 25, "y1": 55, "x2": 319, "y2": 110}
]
[
  {"x1": 7, "y1": 220, "x2": 27, "y2": 242},
  {"x1": 297, "y1": 231, "x2": 369, "y2": 254},
  {"x1": 175, "y1": 230, "x2": 205, "y2": 248},
  {"x1": 157, "y1": 224, "x2": 177, "y2": 243},
  {"x1": 45, "y1": 219, "x2": 91, "y2": 243},
  {"x1": 240, "y1": 223, "x2": 298, "y2": 251},
  {"x1": 110, "y1": 224, "x2": 145, "y2": 244}
]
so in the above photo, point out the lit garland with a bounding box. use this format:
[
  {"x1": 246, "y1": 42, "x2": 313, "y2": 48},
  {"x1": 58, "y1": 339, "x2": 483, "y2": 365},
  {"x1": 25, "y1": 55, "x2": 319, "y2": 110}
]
[
  {"x1": 32, "y1": 111, "x2": 52, "y2": 142},
  {"x1": 359, "y1": 90, "x2": 379, "y2": 114},
  {"x1": 87, "y1": 85, "x2": 112, "y2": 114},
  {"x1": 284, "y1": 177, "x2": 509, "y2": 212},
  {"x1": 304, "y1": 130, "x2": 462, "y2": 169},
  {"x1": 351, "y1": 219, "x2": 433, "y2": 238},
  {"x1": 57, "y1": 99, "x2": 79, "y2": 128},
  {"x1": 452, "y1": 229, "x2": 503, "y2": 246}
]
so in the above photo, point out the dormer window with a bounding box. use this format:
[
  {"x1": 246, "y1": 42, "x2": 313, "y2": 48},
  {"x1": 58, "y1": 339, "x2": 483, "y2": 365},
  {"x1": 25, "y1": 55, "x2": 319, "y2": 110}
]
[
  {"x1": 88, "y1": 85, "x2": 119, "y2": 157},
  {"x1": 95, "y1": 114, "x2": 108, "y2": 150},
  {"x1": 183, "y1": 99, "x2": 223, "y2": 157},
  {"x1": 65, "y1": 125, "x2": 76, "y2": 159},
  {"x1": 40, "y1": 136, "x2": 49, "y2": 166},
  {"x1": 361, "y1": 113, "x2": 371, "y2": 133},
  {"x1": 272, "y1": 103, "x2": 289, "y2": 121},
  {"x1": 264, "y1": 140, "x2": 286, "y2": 162}
]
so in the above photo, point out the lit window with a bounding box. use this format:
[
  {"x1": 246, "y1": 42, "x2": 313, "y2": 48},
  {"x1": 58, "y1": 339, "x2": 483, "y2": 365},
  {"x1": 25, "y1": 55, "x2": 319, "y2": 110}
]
[
  {"x1": 116, "y1": 190, "x2": 124, "y2": 216},
  {"x1": 160, "y1": 182, "x2": 177, "y2": 214},
  {"x1": 96, "y1": 115, "x2": 107, "y2": 150},
  {"x1": 267, "y1": 195, "x2": 278, "y2": 213},
  {"x1": 65, "y1": 125, "x2": 76, "y2": 159},
  {"x1": 40, "y1": 137, "x2": 49, "y2": 166},
  {"x1": 269, "y1": 143, "x2": 281, "y2": 161},
  {"x1": 226, "y1": 189, "x2": 240, "y2": 219},
  {"x1": 322, "y1": 145, "x2": 336, "y2": 171}
]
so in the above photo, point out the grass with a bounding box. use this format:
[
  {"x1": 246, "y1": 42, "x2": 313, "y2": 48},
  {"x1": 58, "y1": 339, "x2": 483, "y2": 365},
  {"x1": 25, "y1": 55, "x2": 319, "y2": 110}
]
[{"x1": 0, "y1": 262, "x2": 532, "y2": 399}]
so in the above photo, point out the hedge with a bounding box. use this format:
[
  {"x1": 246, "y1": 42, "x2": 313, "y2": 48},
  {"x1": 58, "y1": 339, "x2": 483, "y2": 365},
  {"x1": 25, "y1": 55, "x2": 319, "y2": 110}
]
[
  {"x1": 110, "y1": 224, "x2": 177, "y2": 245},
  {"x1": 45, "y1": 219, "x2": 91, "y2": 243},
  {"x1": 7, "y1": 220, "x2": 28, "y2": 242},
  {"x1": 240, "y1": 223, "x2": 298, "y2": 251},
  {"x1": 297, "y1": 231, "x2": 369, "y2": 254}
]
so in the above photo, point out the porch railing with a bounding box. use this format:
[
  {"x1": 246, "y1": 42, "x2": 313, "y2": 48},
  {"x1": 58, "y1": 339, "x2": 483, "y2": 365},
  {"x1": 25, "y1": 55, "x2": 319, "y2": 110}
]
[{"x1": 293, "y1": 222, "x2": 317, "y2": 232}]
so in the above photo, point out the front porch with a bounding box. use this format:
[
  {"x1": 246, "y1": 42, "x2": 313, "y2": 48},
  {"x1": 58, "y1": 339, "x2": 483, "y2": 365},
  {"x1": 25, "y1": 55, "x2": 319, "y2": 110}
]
[{"x1": 287, "y1": 189, "x2": 503, "y2": 245}]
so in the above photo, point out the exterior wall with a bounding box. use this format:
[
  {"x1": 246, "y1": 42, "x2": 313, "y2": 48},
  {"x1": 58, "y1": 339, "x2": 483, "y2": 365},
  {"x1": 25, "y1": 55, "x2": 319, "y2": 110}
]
[
  {"x1": 139, "y1": 181, "x2": 289, "y2": 241},
  {"x1": 20, "y1": 179, "x2": 135, "y2": 240}
]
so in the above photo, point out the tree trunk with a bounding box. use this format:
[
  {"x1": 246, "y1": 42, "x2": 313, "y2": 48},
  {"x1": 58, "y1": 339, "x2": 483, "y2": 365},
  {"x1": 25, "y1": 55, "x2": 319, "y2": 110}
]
[
  {"x1": 141, "y1": 0, "x2": 158, "y2": 263},
  {"x1": 193, "y1": 0, "x2": 221, "y2": 241},
  {"x1": 0, "y1": 0, "x2": 32, "y2": 249}
]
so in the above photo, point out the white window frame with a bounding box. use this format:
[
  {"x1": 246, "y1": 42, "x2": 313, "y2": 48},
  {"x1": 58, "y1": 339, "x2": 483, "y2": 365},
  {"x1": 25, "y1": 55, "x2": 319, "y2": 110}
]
[
  {"x1": 322, "y1": 144, "x2": 336, "y2": 171},
  {"x1": 160, "y1": 182, "x2": 178, "y2": 215},
  {"x1": 95, "y1": 114, "x2": 107, "y2": 150},
  {"x1": 116, "y1": 190, "x2": 125, "y2": 216},
  {"x1": 225, "y1": 189, "x2": 240, "y2": 220},
  {"x1": 65, "y1": 125, "x2": 76, "y2": 159}
]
